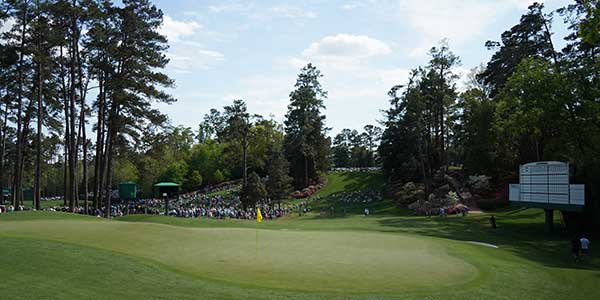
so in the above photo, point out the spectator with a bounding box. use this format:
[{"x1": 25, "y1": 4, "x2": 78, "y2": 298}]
[
  {"x1": 490, "y1": 215, "x2": 497, "y2": 229},
  {"x1": 580, "y1": 235, "x2": 590, "y2": 256}
]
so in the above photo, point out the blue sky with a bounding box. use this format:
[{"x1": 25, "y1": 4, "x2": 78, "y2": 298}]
[{"x1": 154, "y1": 0, "x2": 570, "y2": 135}]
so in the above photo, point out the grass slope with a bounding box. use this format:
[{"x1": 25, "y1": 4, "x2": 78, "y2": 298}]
[
  {"x1": 0, "y1": 171, "x2": 598, "y2": 300},
  {"x1": 309, "y1": 171, "x2": 402, "y2": 214}
]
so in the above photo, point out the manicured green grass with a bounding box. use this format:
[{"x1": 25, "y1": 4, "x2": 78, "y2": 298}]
[
  {"x1": 40, "y1": 199, "x2": 66, "y2": 208},
  {"x1": 318, "y1": 171, "x2": 385, "y2": 198},
  {"x1": 6, "y1": 199, "x2": 69, "y2": 209},
  {"x1": 0, "y1": 220, "x2": 478, "y2": 293},
  {"x1": 0, "y1": 237, "x2": 234, "y2": 300},
  {"x1": 0, "y1": 172, "x2": 598, "y2": 300}
]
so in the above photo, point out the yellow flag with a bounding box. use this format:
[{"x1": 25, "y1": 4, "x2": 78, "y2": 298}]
[{"x1": 256, "y1": 207, "x2": 263, "y2": 223}]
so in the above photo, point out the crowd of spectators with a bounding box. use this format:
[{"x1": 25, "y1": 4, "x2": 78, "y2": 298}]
[
  {"x1": 164, "y1": 192, "x2": 292, "y2": 220},
  {"x1": 9, "y1": 189, "x2": 292, "y2": 221},
  {"x1": 331, "y1": 167, "x2": 381, "y2": 173},
  {"x1": 0, "y1": 204, "x2": 22, "y2": 213},
  {"x1": 330, "y1": 189, "x2": 383, "y2": 204}
]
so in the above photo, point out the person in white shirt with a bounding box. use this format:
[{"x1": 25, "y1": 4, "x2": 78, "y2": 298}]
[{"x1": 580, "y1": 236, "x2": 590, "y2": 255}]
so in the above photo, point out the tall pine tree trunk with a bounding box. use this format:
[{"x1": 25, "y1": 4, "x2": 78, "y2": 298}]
[
  {"x1": 93, "y1": 74, "x2": 105, "y2": 210},
  {"x1": 0, "y1": 97, "x2": 7, "y2": 205},
  {"x1": 60, "y1": 46, "x2": 69, "y2": 207},
  {"x1": 68, "y1": 37, "x2": 77, "y2": 211},
  {"x1": 76, "y1": 46, "x2": 88, "y2": 214},
  {"x1": 103, "y1": 101, "x2": 119, "y2": 218},
  {"x1": 34, "y1": 53, "x2": 43, "y2": 211},
  {"x1": 13, "y1": 7, "x2": 27, "y2": 208},
  {"x1": 439, "y1": 62, "x2": 446, "y2": 168},
  {"x1": 19, "y1": 100, "x2": 36, "y2": 206}
]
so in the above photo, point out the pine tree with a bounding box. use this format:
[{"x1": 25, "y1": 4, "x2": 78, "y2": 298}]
[
  {"x1": 265, "y1": 145, "x2": 292, "y2": 207},
  {"x1": 240, "y1": 171, "x2": 266, "y2": 209},
  {"x1": 223, "y1": 99, "x2": 252, "y2": 185},
  {"x1": 283, "y1": 63, "x2": 329, "y2": 188},
  {"x1": 99, "y1": 0, "x2": 174, "y2": 217}
]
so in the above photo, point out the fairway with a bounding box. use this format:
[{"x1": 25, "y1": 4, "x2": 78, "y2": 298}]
[{"x1": 0, "y1": 219, "x2": 477, "y2": 293}]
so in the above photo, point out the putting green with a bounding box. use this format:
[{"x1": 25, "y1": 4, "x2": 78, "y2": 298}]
[{"x1": 0, "y1": 220, "x2": 478, "y2": 293}]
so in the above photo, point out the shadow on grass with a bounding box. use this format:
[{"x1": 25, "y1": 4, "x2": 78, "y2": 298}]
[
  {"x1": 341, "y1": 172, "x2": 385, "y2": 190},
  {"x1": 375, "y1": 211, "x2": 600, "y2": 271}
]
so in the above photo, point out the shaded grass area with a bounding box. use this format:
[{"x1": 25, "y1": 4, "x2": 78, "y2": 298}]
[
  {"x1": 376, "y1": 208, "x2": 600, "y2": 270},
  {"x1": 40, "y1": 199, "x2": 67, "y2": 208},
  {"x1": 0, "y1": 237, "x2": 230, "y2": 300},
  {"x1": 1, "y1": 199, "x2": 64, "y2": 209},
  {"x1": 0, "y1": 211, "x2": 94, "y2": 221}
]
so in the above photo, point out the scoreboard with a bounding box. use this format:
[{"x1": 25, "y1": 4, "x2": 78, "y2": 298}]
[{"x1": 509, "y1": 161, "x2": 584, "y2": 211}]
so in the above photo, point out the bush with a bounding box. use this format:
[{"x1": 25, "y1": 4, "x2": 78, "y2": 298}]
[
  {"x1": 446, "y1": 191, "x2": 459, "y2": 206},
  {"x1": 467, "y1": 175, "x2": 492, "y2": 192},
  {"x1": 212, "y1": 169, "x2": 225, "y2": 184},
  {"x1": 475, "y1": 197, "x2": 508, "y2": 211}
]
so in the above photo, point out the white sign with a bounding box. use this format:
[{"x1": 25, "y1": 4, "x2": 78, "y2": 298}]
[{"x1": 510, "y1": 161, "x2": 584, "y2": 207}]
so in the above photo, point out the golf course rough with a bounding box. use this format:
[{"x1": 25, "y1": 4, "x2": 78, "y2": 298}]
[{"x1": 0, "y1": 219, "x2": 479, "y2": 293}]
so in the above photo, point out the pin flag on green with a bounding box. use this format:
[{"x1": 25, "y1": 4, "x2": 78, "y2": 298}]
[{"x1": 256, "y1": 207, "x2": 262, "y2": 256}]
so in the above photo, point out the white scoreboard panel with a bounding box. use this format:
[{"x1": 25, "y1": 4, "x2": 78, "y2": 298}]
[{"x1": 510, "y1": 161, "x2": 584, "y2": 209}]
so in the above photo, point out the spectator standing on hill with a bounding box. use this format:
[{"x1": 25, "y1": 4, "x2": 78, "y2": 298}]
[
  {"x1": 580, "y1": 236, "x2": 590, "y2": 256},
  {"x1": 490, "y1": 215, "x2": 497, "y2": 229}
]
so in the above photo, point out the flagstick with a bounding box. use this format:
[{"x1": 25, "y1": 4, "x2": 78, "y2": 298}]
[{"x1": 256, "y1": 207, "x2": 262, "y2": 257}]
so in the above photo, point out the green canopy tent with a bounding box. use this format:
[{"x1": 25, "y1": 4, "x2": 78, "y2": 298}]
[
  {"x1": 118, "y1": 182, "x2": 137, "y2": 215},
  {"x1": 153, "y1": 182, "x2": 180, "y2": 214},
  {"x1": 2, "y1": 188, "x2": 11, "y2": 205},
  {"x1": 119, "y1": 182, "x2": 137, "y2": 200}
]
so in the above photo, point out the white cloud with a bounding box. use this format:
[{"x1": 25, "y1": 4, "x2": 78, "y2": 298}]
[
  {"x1": 302, "y1": 34, "x2": 392, "y2": 65},
  {"x1": 209, "y1": 2, "x2": 254, "y2": 13},
  {"x1": 158, "y1": 16, "x2": 224, "y2": 74},
  {"x1": 341, "y1": 3, "x2": 359, "y2": 10},
  {"x1": 293, "y1": 34, "x2": 392, "y2": 71},
  {"x1": 167, "y1": 48, "x2": 226, "y2": 74},
  {"x1": 269, "y1": 5, "x2": 317, "y2": 19},
  {"x1": 197, "y1": 49, "x2": 226, "y2": 61},
  {"x1": 397, "y1": 0, "x2": 535, "y2": 57},
  {"x1": 159, "y1": 15, "x2": 201, "y2": 42}
]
